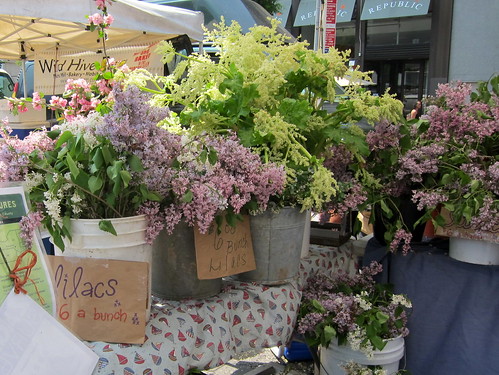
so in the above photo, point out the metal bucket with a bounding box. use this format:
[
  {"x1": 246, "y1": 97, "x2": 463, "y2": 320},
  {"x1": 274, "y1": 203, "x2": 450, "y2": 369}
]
[
  {"x1": 152, "y1": 221, "x2": 222, "y2": 301},
  {"x1": 234, "y1": 206, "x2": 307, "y2": 285}
]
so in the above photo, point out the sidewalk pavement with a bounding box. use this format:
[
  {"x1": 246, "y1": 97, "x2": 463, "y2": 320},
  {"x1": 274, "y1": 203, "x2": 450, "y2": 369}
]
[{"x1": 202, "y1": 347, "x2": 315, "y2": 375}]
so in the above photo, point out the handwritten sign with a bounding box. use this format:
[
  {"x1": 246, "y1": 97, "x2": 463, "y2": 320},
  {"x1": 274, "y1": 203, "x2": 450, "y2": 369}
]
[
  {"x1": 194, "y1": 216, "x2": 256, "y2": 279},
  {"x1": 46, "y1": 256, "x2": 148, "y2": 344}
]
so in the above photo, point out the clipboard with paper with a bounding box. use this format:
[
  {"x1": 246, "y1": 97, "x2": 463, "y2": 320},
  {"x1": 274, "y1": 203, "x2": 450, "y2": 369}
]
[{"x1": 0, "y1": 182, "x2": 55, "y2": 315}]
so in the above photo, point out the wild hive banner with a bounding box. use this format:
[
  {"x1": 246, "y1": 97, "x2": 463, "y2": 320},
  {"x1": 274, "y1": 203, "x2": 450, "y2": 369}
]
[
  {"x1": 46, "y1": 256, "x2": 149, "y2": 344},
  {"x1": 34, "y1": 43, "x2": 164, "y2": 95},
  {"x1": 194, "y1": 216, "x2": 256, "y2": 279}
]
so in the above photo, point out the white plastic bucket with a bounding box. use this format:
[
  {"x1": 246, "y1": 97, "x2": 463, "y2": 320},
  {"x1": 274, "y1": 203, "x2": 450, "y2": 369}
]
[
  {"x1": 449, "y1": 237, "x2": 499, "y2": 265},
  {"x1": 320, "y1": 337, "x2": 404, "y2": 375},
  {"x1": 58, "y1": 215, "x2": 152, "y2": 317}
]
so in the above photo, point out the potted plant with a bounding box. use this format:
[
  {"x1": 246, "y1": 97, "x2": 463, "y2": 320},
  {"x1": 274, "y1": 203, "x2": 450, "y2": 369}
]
[
  {"x1": 296, "y1": 261, "x2": 412, "y2": 374},
  {"x1": 357, "y1": 75, "x2": 499, "y2": 257}
]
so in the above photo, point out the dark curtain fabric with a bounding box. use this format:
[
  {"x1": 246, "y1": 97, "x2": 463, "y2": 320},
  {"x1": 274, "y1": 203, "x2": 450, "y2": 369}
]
[{"x1": 364, "y1": 238, "x2": 499, "y2": 375}]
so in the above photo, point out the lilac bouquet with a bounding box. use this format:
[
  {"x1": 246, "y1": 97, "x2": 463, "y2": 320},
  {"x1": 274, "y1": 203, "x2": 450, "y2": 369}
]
[
  {"x1": 0, "y1": 85, "x2": 285, "y2": 249},
  {"x1": 139, "y1": 131, "x2": 286, "y2": 242},
  {"x1": 297, "y1": 261, "x2": 411, "y2": 356},
  {"x1": 361, "y1": 76, "x2": 499, "y2": 251}
]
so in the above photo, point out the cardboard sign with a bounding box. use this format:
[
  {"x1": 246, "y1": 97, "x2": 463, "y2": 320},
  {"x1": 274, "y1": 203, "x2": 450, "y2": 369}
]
[
  {"x1": 46, "y1": 256, "x2": 148, "y2": 344},
  {"x1": 194, "y1": 216, "x2": 256, "y2": 279},
  {"x1": 435, "y1": 208, "x2": 499, "y2": 244}
]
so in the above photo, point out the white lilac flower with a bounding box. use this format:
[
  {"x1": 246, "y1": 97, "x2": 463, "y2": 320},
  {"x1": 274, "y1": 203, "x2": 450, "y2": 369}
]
[
  {"x1": 392, "y1": 294, "x2": 412, "y2": 309},
  {"x1": 355, "y1": 292, "x2": 372, "y2": 311},
  {"x1": 24, "y1": 172, "x2": 44, "y2": 192},
  {"x1": 43, "y1": 191, "x2": 62, "y2": 222}
]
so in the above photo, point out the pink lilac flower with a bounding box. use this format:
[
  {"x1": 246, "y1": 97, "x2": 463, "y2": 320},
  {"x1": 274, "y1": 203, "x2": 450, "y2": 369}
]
[
  {"x1": 469, "y1": 196, "x2": 499, "y2": 232},
  {"x1": 366, "y1": 119, "x2": 401, "y2": 151},
  {"x1": 32, "y1": 92, "x2": 43, "y2": 110},
  {"x1": 411, "y1": 190, "x2": 448, "y2": 211},
  {"x1": 389, "y1": 229, "x2": 412, "y2": 255},
  {"x1": 19, "y1": 211, "x2": 45, "y2": 248},
  {"x1": 396, "y1": 144, "x2": 445, "y2": 183},
  {"x1": 0, "y1": 127, "x2": 55, "y2": 181},
  {"x1": 88, "y1": 13, "x2": 104, "y2": 26},
  {"x1": 104, "y1": 14, "x2": 114, "y2": 27}
]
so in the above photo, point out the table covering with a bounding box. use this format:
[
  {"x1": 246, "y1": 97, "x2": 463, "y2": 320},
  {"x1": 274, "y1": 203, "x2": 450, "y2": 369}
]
[
  {"x1": 86, "y1": 244, "x2": 357, "y2": 375},
  {"x1": 364, "y1": 238, "x2": 499, "y2": 375}
]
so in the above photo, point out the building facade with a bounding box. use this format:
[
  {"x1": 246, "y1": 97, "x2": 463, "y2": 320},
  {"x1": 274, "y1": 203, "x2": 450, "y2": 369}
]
[{"x1": 281, "y1": 0, "x2": 498, "y2": 115}]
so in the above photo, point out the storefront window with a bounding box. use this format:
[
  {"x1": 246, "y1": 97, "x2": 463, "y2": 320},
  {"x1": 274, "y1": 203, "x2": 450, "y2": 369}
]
[{"x1": 366, "y1": 16, "x2": 431, "y2": 46}]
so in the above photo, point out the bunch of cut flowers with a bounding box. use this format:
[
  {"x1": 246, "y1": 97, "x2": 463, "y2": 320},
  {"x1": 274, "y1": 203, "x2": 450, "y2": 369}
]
[
  {"x1": 123, "y1": 19, "x2": 402, "y2": 213},
  {"x1": 0, "y1": 84, "x2": 173, "y2": 250},
  {"x1": 359, "y1": 75, "x2": 499, "y2": 252},
  {"x1": 1, "y1": 83, "x2": 286, "y2": 250},
  {"x1": 296, "y1": 261, "x2": 411, "y2": 357}
]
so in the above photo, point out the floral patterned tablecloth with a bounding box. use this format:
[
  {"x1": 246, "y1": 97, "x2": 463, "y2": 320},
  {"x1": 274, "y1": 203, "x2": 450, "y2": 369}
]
[{"x1": 86, "y1": 243, "x2": 357, "y2": 375}]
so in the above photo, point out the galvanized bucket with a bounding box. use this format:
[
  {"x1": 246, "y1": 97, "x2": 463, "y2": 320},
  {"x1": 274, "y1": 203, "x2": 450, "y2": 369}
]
[
  {"x1": 234, "y1": 206, "x2": 307, "y2": 285},
  {"x1": 151, "y1": 221, "x2": 222, "y2": 301}
]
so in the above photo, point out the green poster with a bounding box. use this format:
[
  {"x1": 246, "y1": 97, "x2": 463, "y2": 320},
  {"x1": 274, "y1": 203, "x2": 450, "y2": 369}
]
[{"x1": 0, "y1": 184, "x2": 55, "y2": 315}]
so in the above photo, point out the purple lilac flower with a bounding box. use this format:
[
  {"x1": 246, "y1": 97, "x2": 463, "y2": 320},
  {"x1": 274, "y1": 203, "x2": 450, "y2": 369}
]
[
  {"x1": 19, "y1": 211, "x2": 45, "y2": 248},
  {"x1": 470, "y1": 196, "x2": 499, "y2": 232},
  {"x1": 0, "y1": 126, "x2": 55, "y2": 182},
  {"x1": 366, "y1": 119, "x2": 401, "y2": 152},
  {"x1": 96, "y1": 86, "x2": 182, "y2": 197},
  {"x1": 396, "y1": 144, "x2": 445, "y2": 183},
  {"x1": 411, "y1": 190, "x2": 448, "y2": 211},
  {"x1": 389, "y1": 229, "x2": 412, "y2": 255}
]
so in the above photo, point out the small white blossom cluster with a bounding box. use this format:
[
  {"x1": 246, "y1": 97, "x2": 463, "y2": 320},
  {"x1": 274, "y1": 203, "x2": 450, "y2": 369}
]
[
  {"x1": 342, "y1": 361, "x2": 387, "y2": 375},
  {"x1": 57, "y1": 111, "x2": 102, "y2": 147},
  {"x1": 347, "y1": 325, "x2": 374, "y2": 358},
  {"x1": 24, "y1": 172, "x2": 44, "y2": 192},
  {"x1": 392, "y1": 294, "x2": 412, "y2": 309},
  {"x1": 355, "y1": 291, "x2": 373, "y2": 311}
]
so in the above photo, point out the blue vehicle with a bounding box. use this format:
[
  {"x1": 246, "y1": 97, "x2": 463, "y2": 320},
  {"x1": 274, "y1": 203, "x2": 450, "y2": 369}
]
[{"x1": 0, "y1": 68, "x2": 15, "y2": 99}]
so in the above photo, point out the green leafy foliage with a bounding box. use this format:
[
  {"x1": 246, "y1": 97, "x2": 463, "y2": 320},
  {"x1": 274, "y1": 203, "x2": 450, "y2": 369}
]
[
  {"x1": 25, "y1": 127, "x2": 160, "y2": 250},
  {"x1": 138, "y1": 20, "x2": 402, "y2": 212}
]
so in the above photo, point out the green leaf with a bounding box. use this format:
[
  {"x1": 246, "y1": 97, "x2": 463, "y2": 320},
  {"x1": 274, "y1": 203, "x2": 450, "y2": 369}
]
[
  {"x1": 322, "y1": 325, "x2": 336, "y2": 347},
  {"x1": 225, "y1": 211, "x2": 242, "y2": 227},
  {"x1": 101, "y1": 145, "x2": 113, "y2": 164},
  {"x1": 208, "y1": 149, "x2": 218, "y2": 165},
  {"x1": 99, "y1": 220, "x2": 117, "y2": 236},
  {"x1": 376, "y1": 311, "x2": 389, "y2": 324},
  {"x1": 88, "y1": 176, "x2": 103, "y2": 193},
  {"x1": 120, "y1": 170, "x2": 131, "y2": 188},
  {"x1": 182, "y1": 190, "x2": 193, "y2": 203},
  {"x1": 128, "y1": 154, "x2": 144, "y2": 172},
  {"x1": 66, "y1": 153, "x2": 80, "y2": 178},
  {"x1": 55, "y1": 130, "x2": 74, "y2": 148},
  {"x1": 62, "y1": 216, "x2": 72, "y2": 242},
  {"x1": 92, "y1": 148, "x2": 104, "y2": 170},
  {"x1": 370, "y1": 335, "x2": 387, "y2": 351}
]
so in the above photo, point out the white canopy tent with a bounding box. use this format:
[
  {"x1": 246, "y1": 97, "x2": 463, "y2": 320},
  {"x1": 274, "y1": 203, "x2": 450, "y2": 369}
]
[
  {"x1": 0, "y1": 0, "x2": 204, "y2": 60},
  {"x1": 0, "y1": 0, "x2": 204, "y2": 96}
]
